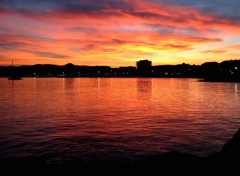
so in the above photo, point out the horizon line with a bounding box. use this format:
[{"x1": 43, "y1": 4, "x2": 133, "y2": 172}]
[{"x1": 1, "y1": 58, "x2": 240, "y2": 68}]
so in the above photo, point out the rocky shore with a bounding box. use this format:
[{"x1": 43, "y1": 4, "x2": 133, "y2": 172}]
[{"x1": 1, "y1": 129, "x2": 240, "y2": 175}]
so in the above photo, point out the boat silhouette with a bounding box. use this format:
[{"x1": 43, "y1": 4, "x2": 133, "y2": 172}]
[{"x1": 8, "y1": 59, "x2": 22, "y2": 80}]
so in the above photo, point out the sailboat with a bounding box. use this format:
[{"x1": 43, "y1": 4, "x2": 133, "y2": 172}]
[{"x1": 8, "y1": 59, "x2": 22, "y2": 80}]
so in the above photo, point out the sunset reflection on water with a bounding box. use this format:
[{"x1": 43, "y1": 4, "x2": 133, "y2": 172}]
[{"x1": 0, "y1": 78, "x2": 239, "y2": 163}]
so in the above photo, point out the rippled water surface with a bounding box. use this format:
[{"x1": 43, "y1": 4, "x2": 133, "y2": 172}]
[{"x1": 0, "y1": 78, "x2": 239, "y2": 163}]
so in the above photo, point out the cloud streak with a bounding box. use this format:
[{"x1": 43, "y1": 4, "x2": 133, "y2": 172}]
[{"x1": 34, "y1": 52, "x2": 69, "y2": 58}]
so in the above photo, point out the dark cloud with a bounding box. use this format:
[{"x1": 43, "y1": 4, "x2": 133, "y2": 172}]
[
  {"x1": 0, "y1": 0, "x2": 62, "y2": 10},
  {"x1": 59, "y1": 3, "x2": 104, "y2": 13},
  {"x1": 34, "y1": 52, "x2": 69, "y2": 58},
  {"x1": 145, "y1": 24, "x2": 200, "y2": 35},
  {"x1": 158, "y1": 0, "x2": 240, "y2": 23},
  {"x1": 1, "y1": 0, "x2": 239, "y2": 23},
  {"x1": 57, "y1": 0, "x2": 134, "y2": 12},
  {"x1": 0, "y1": 41, "x2": 30, "y2": 50},
  {"x1": 160, "y1": 43, "x2": 192, "y2": 50},
  {"x1": 127, "y1": 11, "x2": 161, "y2": 19},
  {"x1": 1, "y1": 0, "x2": 239, "y2": 27},
  {"x1": 67, "y1": 27, "x2": 96, "y2": 33},
  {"x1": 0, "y1": 34, "x2": 54, "y2": 45},
  {"x1": 202, "y1": 49, "x2": 226, "y2": 54},
  {"x1": 0, "y1": 6, "x2": 11, "y2": 14},
  {"x1": 0, "y1": 0, "x2": 133, "y2": 12},
  {"x1": 55, "y1": 8, "x2": 123, "y2": 19},
  {"x1": 112, "y1": 39, "x2": 126, "y2": 44},
  {"x1": 81, "y1": 44, "x2": 97, "y2": 51},
  {"x1": 185, "y1": 36, "x2": 222, "y2": 43}
]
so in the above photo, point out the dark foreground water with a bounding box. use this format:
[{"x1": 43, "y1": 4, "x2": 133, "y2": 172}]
[{"x1": 0, "y1": 78, "x2": 239, "y2": 163}]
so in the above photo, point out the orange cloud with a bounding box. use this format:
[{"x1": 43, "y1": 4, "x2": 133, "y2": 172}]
[{"x1": 202, "y1": 45, "x2": 240, "y2": 54}]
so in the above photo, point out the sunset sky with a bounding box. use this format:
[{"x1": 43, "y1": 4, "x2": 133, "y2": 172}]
[{"x1": 0, "y1": 0, "x2": 240, "y2": 67}]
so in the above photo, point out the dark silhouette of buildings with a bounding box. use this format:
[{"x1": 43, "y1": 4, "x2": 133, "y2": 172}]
[
  {"x1": 136, "y1": 60, "x2": 152, "y2": 76},
  {"x1": 151, "y1": 63, "x2": 199, "y2": 78},
  {"x1": 200, "y1": 60, "x2": 240, "y2": 82},
  {"x1": 0, "y1": 59, "x2": 240, "y2": 81}
]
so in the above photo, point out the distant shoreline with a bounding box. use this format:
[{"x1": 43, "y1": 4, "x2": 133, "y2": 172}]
[
  {"x1": 2, "y1": 76, "x2": 240, "y2": 83},
  {"x1": 1, "y1": 76, "x2": 201, "y2": 78},
  {"x1": 1, "y1": 59, "x2": 240, "y2": 82}
]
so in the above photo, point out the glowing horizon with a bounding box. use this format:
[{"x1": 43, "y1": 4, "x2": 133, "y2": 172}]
[{"x1": 0, "y1": 0, "x2": 240, "y2": 67}]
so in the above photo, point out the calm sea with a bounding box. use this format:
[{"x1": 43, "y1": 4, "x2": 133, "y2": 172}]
[{"x1": 0, "y1": 78, "x2": 239, "y2": 163}]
